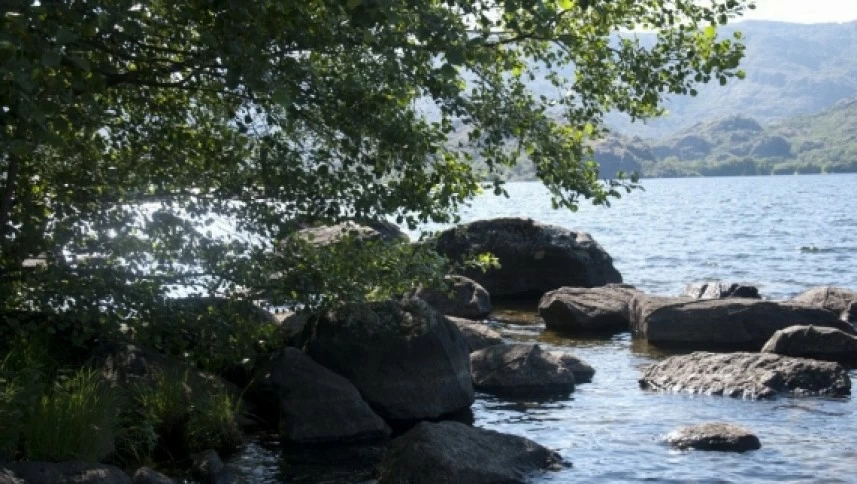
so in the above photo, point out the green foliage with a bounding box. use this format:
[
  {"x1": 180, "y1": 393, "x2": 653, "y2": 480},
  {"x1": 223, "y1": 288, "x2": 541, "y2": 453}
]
[
  {"x1": 21, "y1": 368, "x2": 120, "y2": 462},
  {"x1": 0, "y1": 0, "x2": 750, "y2": 321},
  {"x1": 185, "y1": 391, "x2": 243, "y2": 453}
]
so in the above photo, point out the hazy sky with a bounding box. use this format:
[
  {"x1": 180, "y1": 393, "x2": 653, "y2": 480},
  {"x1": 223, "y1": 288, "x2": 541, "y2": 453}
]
[{"x1": 740, "y1": 0, "x2": 857, "y2": 23}]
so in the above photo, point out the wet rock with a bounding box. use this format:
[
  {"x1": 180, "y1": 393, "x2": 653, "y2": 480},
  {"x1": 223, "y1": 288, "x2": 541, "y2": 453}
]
[
  {"x1": 470, "y1": 344, "x2": 593, "y2": 397},
  {"x1": 681, "y1": 281, "x2": 761, "y2": 300},
  {"x1": 302, "y1": 298, "x2": 473, "y2": 421},
  {"x1": 0, "y1": 462, "x2": 131, "y2": 484},
  {"x1": 640, "y1": 351, "x2": 851, "y2": 399},
  {"x1": 190, "y1": 450, "x2": 239, "y2": 484},
  {"x1": 434, "y1": 218, "x2": 621, "y2": 300},
  {"x1": 761, "y1": 325, "x2": 857, "y2": 363},
  {"x1": 447, "y1": 316, "x2": 504, "y2": 352},
  {"x1": 269, "y1": 348, "x2": 390, "y2": 444},
  {"x1": 665, "y1": 423, "x2": 761, "y2": 452},
  {"x1": 414, "y1": 275, "x2": 492, "y2": 320},
  {"x1": 378, "y1": 421, "x2": 565, "y2": 484},
  {"x1": 132, "y1": 467, "x2": 178, "y2": 484},
  {"x1": 539, "y1": 284, "x2": 640, "y2": 334},
  {"x1": 792, "y1": 286, "x2": 857, "y2": 322},
  {"x1": 630, "y1": 295, "x2": 853, "y2": 350}
]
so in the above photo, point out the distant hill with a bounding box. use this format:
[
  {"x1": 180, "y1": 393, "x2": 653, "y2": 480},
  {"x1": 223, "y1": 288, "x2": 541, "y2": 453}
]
[
  {"x1": 601, "y1": 98, "x2": 857, "y2": 177},
  {"x1": 601, "y1": 21, "x2": 857, "y2": 139}
]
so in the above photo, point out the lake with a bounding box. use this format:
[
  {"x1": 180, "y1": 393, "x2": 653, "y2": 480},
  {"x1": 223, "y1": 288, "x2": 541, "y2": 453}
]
[{"x1": 230, "y1": 174, "x2": 857, "y2": 482}]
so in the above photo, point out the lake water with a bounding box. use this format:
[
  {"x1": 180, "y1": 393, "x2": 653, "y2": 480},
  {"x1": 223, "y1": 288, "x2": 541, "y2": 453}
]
[{"x1": 230, "y1": 174, "x2": 857, "y2": 482}]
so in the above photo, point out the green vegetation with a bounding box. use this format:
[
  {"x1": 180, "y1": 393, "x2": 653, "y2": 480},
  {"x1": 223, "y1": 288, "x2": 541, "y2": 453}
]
[{"x1": 1, "y1": 0, "x2": 752, "y2": 468}]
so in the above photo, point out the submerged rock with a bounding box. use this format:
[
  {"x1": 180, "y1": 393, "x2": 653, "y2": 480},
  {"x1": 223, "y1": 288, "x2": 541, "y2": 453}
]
[
  {"x1": 792, "y1": 286, "x2": 857, "y2": 322},
  {"x1": 0, "y1": 462, "x2": 131, "y2": 484},
  {"x1": 269, "y1": 348, "x2": 390, "y2": 444},
  {"x1": 681, "y1": 281, "x2": 761, "y2": 300},
  {"x1": 434, "y1": 217, "x2": 621, "y2": 299},
  {"x1": 539, "y1": 284, "x2": 639, "y2": 334},
  {"x1": 761, "y1": 325, "x2": 857, "y2": 363},
  {"x1": 665, "y1": 423, "x2": 761, "y2": 452},
  {"x1": 470, "y1": 344, "x2": 593, "y2": 397},
  {"x1": 447, "y1": 316, "x2": 504, "y2": 352},
  {"x1": 630, "y1": 295, "x2": 853, "y2": 350},
  {"x1": 640, "y1": 351, "x2": 851, "y2": 399},
  {"x1": 414, "y1": 275, "x2": 492, "y2": 320},
  {"x1": 378, "y1": 421, "x2": 565, "y2": 484},
  {"x1": 302, "y1": 298, "x2": 473, "y2": 421}
]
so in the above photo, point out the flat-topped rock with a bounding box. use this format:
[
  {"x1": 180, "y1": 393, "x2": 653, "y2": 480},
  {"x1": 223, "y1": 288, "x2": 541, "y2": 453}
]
[
  {"x1": 297, "y1": 221, "x2": 408, "y2": 245},
  {"x1": 792, "y1": 286, "x2": 857, "y2": 322},
  {"x1": 630, "y1": 295, "x2": 853, "y2": 350},
  {"x1": 270, "y1": 348, "x2": 390, "y2": 444},
  {"x1": 470, "y1": 344, "x2": 593, "y2": 397},
  {"x1": 640, "y1": 351, "x2": 851, "y2": 399},
  {"x1": 665, "y1": 423, "x2": 761, "y2": 452},
  {"x1": 302, "y1": 298, "x2": 473, "y2": 421},
  {"x1": 761, "y1": 325, "x2": 857, "y2": 363},
  {"x1": 447, "y1": 317, "x2": 504, "y2": 352},
  {"x1": 434, "y1": 218, "x2": 621, "y2": 299},
  {"x1": 415, "y1": 275, "x2": 492, "y2": 320},
  {"x1": 539, "y1": 284, "x2": 639, "y2": 334},
  {"x1": 681, "y1": 281, "x2": 761, "y2": 300},
  {"x1": 378, "y1": 421, "x2": 564, "y2": 484}
]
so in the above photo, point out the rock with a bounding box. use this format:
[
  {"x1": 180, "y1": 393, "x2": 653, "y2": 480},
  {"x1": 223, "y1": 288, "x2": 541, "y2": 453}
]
[
  {"x1": 681, "y1": 281, "x2": 760, "y2": 299},
  {"x1": 761, "y1": 325, "x2": 857, "y2": 363},
  {"x1": 269, "y1": 348, "x2": 390, "y2": 444},
  {"x1": 302, "y1": 298, "x2": 474, "y2": 421},
  {"x1": 378, "y1": 421, "x2": 564, "y2": 484},
  {"x1": 191, "y1": 449, "x2": 225, "y2": 478},
  {"x1": 298, "y1": 221, "x2": 407, "y2": 246},
  {"x1": 447, "y1": 317, "x2": 504, "y2": 352},
  {"x1": 434, "y1": 218, "x2": 621, "y2": 299},
  {"x1": 274, "y1": 311, "x2": 313, "y2": 346},
  {"x1": 470, "y1": 344, "x2": 593, "y2": 397},
  {"x1": 92, "y1": 343, "x2": 239, "y2": 400},
  {"x1": 414, "y1": 275, "x2": 492, "y2": 319},
  {"x1": 539, "y1": 284, "x2": 640, "y2": 334},
  {"x1": 0, "y1": 462, "x2": 131, "y2": 484},
  {"x1": 665, "y1": 423, "x2": 761, "y2": 452},
  {"x1": 792, "y1": 286, "x2": 857, "y2": 322},
  {"x1": 640, "y1": 351, "x2": 851, "y2": 399},
  {"x1": 630, "y1": 295, "x2": 853, "y2": 350},
  {"x1": 132, "y1": 467, "x2": 178, "y2": 484}
]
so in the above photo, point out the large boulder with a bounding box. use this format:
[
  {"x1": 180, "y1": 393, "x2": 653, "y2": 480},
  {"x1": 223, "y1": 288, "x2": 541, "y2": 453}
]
[
  {"x1": 539, "y1": 284, "x2": 639, "y2": 334},
  {"x1": 640, "y1": 351, "x2": 851, "y2": 399},
  {"x1": 131, "y1": 468, "x2": 178, "y2": 484},
  {"x1": 434, "y1": 218, "x2": 621, "y2": 299},
  {"x1": 414, "y1": 275, "x2": 492, "y2": 320},
  {"x1": 447, "y1": 317, "x2": 504, "y2": 353},
  {"x1": 761, "y1": 325, "x2": 857, "y2": 363},
  {"x1": 664, "y1": 423, "x2": 761, "y2": 452},
  {"x1": 269, "y1": 348, "x2": 390, "y2": 444},
  {"x1": 681, "y1": 281, "x2": 760, "y2": 300},
  {"x1": 378, "y1": 421, "x2": 564, "y2": 484},
  {"x1": 630, "y1": 295, "x2": 853, "y2": 350},
  {"x1": 0, "y1": 462, "x2": 130, "y2": 484},
  {"x1": 792, "y1": 286, "x2": 857, "y2": 322},
  {"x1": 301, "y1": 298, "x2": 474, "y2": 421},
  {"x1": 470, "y1": 344, "x2": 593, "y2": 397}
]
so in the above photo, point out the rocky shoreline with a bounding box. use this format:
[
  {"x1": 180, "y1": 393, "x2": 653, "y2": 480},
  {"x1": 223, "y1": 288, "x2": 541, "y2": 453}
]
[{"x1": 3, "y1": 217, "x2": 856, "y2": 483}]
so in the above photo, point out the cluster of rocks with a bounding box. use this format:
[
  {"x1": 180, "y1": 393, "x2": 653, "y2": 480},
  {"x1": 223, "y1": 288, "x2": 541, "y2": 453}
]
[{"x1": 5, "y1": 217, "x2": 855, "y2": 482}]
